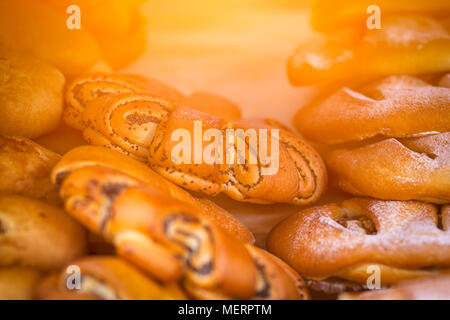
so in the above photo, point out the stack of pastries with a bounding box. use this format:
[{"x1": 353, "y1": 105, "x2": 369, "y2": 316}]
[
  {"x1": 267, "y1": 0, "x2": 450, "y2": 299},
  {"x1": 0, "y1": 0, "x2": 448, "y2": 301}
]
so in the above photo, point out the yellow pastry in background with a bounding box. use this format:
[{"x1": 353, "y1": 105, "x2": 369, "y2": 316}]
[{"x1": 0, "y1": 50, "x2": 65, "y2": 138}]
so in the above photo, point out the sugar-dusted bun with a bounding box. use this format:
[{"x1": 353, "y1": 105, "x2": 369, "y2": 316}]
[
  {"x1": 267, "y1": 199, "x2": 450, "y2": 291},
  {"x1": 311, "y1": 0, "x2": 450, "y2": 31},
  {"x1": 0, "y1": 194, "x2": 87, "y2": 270},
  {"x1": 36, "y1": 256, "x2": 187, "y2": 300},
  {"x1": 340, "y1": 275, "x2": 450, "y2": 300},
  {"x1": 0, "y1": 0, "x2": 102, "y2": 76},
  {"x1": 294, "y1": 75, "x2": 450, "y2": 144},
  {"x1": 327, "y1": 132, "x2": 450, "y2": 203},
  {"x1": 288, "y1": 15, "x2": 450, "y2": 86},
  {"x1": 0, "y1": 50, "x2": 65, "y2": 138},
  {"x1": 0, "y1": 267, "x2": 41, "y2": 300},
  {"x1": 51, "y1": 145, "x2": 255, "y2": 244},
  {"x1": 0, "y1": 136, "x2": 61, "y2": 204}
]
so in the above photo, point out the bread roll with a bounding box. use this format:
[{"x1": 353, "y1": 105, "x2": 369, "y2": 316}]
[
  {"x1": 327, "y1": 132, "x2": 450, "y2": 203},
  {"x1": 36, "y1": 256, "x2": 186, "y2": 300},
  {"x1": 54, "y1": 165, "x2": 308, "y2": 299},
  {"x1": 0, "y1": 50, "x2": 65, "y2": 138},
  {"x1": 288, "y1": 15, "x2": 450, "y2": 86},
  {"x1": 0, "y1": 136, "x2": 61, "y2": 204},
  {"x1": 0, "y1": 0, "x2": 102, "y2": 76},
  {"x1": 51, "y1": 145, "x2": 254, "y2": 244},
  {"x1": 267, "y1": 199, "x2": 450, "y2": 293},
  {"x1": 0, "y1": 267, "x2": 41, "y2": 300},
  {"x1": 0, "y1": 194, "x2": 87, "y2": 270},
  {"x1": 294, "y1": 75, "x2": 450, "y2": 144},
  {"x1": 311, "y1": 0, "x2": 450, "y2": 30},
  {"x1": 181, "y1": 91, "x2": 242, "y2": 120},
  {"x1": 81, "y1": 92, "x2": 326, "y2": 205}
]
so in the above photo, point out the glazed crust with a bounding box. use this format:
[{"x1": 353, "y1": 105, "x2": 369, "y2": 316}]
[
  {"x1": 53, "y1": 164, "x2": 308, "y2": 299},
  {"x1": 288, "y1": 15, "x2": 450, "y2": 86},
  {"x1": 340, "y1": 275, "x2": 450, "y2": 300},
  {"x1": 0, "y1": 136, "x2": 61, "y2": 204},
  {"x1": 0, "y1": 49, "x2": 65, "y2": 138},
  {"x1": 266, "y1": 199, "x2": 450, "y2": 286},
  {"x1": 327, "y1": 132, "x2": 450, "y2": 203},
  {"x1": 294, "y1": 75, "x2": 450, "y2": 144},
  {"x1": 81, "y1": 92, "x2": 326, "y2": 205},
  {"x1": 0, "y1": 194, "x2": 87, "y2": 270},
  {"x1": 311, "y1": 0, "x2": 450, "y2": 31},
  {"x1": 0, "y1": 267, "x2": 41, "y2": 300},
  {"x1": 51, "y1": 145, "x2": 254, "y2": 244},
  {"x1": 64, "y1": 73, "x2": 241, "y2": 131},
  {"x1": 36, "y1": 256, "x2": 187, "y2": 300}
]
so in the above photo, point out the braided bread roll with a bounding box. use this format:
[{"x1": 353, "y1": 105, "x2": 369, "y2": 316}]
[
  {"x1": 267, "y1": 199, "x2": 450, "y2": 294},
  {"x1": 51, "y1": 145, "x2": 254, "y2": 243},
  {"x1": 64, "y1": 73, "x2": 241, "y2": 130},
  {"x1": 54, "y1": 165, "x2": 308, "y2": 299},
  {"x1": 311, "y1": 0, "x2": 450, "y2": 31},
  {"x1": 0, "y1": 194, "x2": 87, "y2": 271},
  {"x1": 328, "y1": 132, "x2": 450, "y2": 203},
  {"x1": 36, "y1": 256, "x2": 186, "y2": 300},
  {"x1": 0, "y1": 136, "x2": 61, "y2": 204},
  {"x1": 340, "y1": 275, "x2": 450, "y2": 300},
  {"x1": 288, "y1": 15, "x2": 450, "y2": 86},
  {"x1": 81, "y1": 92, "x2": 326, "y2": 205},
  {"x1": 295, "y1": 75, "x2": 450, "y2": 144}
]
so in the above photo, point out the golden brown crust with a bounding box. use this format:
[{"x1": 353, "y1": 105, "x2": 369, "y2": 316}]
[
  {"x1": 0, "y1": 194, "x2": 87, "y2": 270},
  {"x1": 54, "y1": 165, "x2": 307, "y2": 299},
  {"x1": 0, "y1": 49, "x2": 65, "y2": 138},
  {"x1": 327, "y1": 132, "x2": 450, "y2": 203},
  {"x1": 294, "y1": 75, "x2": 450, "y2": 144},
  {"x1": 51, "y1": 145, "x2": 254, "y2": 243},
  {"x1": 288, "y1": 15, "x2": 450, "y2": 86},
  {"x1": 0, "y1": 267, "x2": 41, "y2": 300},
  {"x1": 311, "y1": 0, "x2": 450, "y2": 31},
  {"x1": 266, "y1": 198, "x2": 450, "y2": 286},
  {"x1": 0, "y1": 136, "x2": 61, "y2": 204},
  {"x1": 340, "y1": 275, "x2": 450, "y2": 300},
  {"x1": 0, "y1": 0, "x2": 102, "y2": 76},
  {"x1": 36, "y1": 256, "x2": 187, "y2": 300},
  {"x1": 180, "y1": 91, "x2": 242, "y2": 120},
  {"x1": 81, "y1": 92, "x2": 326, "y2": 205}
]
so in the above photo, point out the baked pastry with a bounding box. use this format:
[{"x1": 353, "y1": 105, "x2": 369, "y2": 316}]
[
  {"x1": 340, "y1": 275, "x2": 450, "y2": 300},
  {"x1": 64, "y1": 73, "x2": 241, "y2": 130},
  {"x1": 0, "y1": 0, "x2": 102, "y2": 76},
  {"x1": 34, "y1": 123, "x2": 86, "y2": 155},
  {"x1": 0, "y1": 49, "x2": 65, "y2": 138},
  {"x1": 294, "y1": 75, "x2": 450, "y2": 144},
  {"x1": 327, "y1": 132, "x2": 450, "y2": 203},
  {"x1": 80, "y1": 92, "x2": 326, "y2": 205},
  {"x1": 0, "y1": 194, "x2": 87, "y2": 270},
  {"x1": 51, "y1": 145, "x2": 254, "y2": 243},
  {"x1": 266, "y1": 199, "x2": 450, "y2": 295},
  {"x1": 0, "y1": 136, "x2": 61, "y2": 204},
  {"x1": 54, "y1": 164, "x2": 309, "y2": 299},
  {"x1": 311, "y1": 0, "x2": 450, "y2": 30},
  {"x1": 288, "y1": 15, "x2": 450, "y2": 86},
  {"x1": 36, "y1": 256, "x2": 186, "y2": 300},
  {"x1": 0, "y1": 267, "x2": 41, "y2": 300},
  {"x1": 42, "y1": 0, "x2": 146, "y2": 69}
]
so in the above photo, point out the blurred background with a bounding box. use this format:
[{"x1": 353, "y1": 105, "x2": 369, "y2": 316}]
[{"x1": 125, "y1": 0, "x2": 317, "y2": 125}]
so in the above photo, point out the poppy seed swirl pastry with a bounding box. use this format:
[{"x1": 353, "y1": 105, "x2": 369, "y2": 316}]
[
  {"x1": 266, "y1": 199, "x2": 450, "y2": 294},
  {"x1": 51, "y1": 145, "x2": 254, "y2": 244},
  {"x1": 78, "y1": 92, "x2": 326, "y2": 205},
  {"x1": 0, "y1": 136, "x2": 61, "y2": 204},
  {"x1": 340, "y1": 275, "x2": 450, "y2": 300},
  {"x1": 0, "y1": 194, "x2": 87, "y2": 271},
  {"x1": 64, "y1": 73, "x2": 241, "y2": 131},
  {"x1": 52, "y1": 164, "x2": 309, "y2": 299},
  {"x1": 288, "y1": 15, "x2": 450, "y2": 86},
  {"x1": 36, "y1": 256, "x2": 187, "y2": 300}
]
